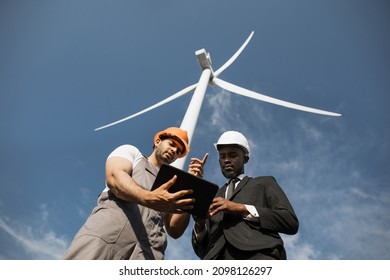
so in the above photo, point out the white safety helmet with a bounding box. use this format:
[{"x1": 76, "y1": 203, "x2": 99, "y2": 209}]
[{"x1": 214, "y1": 131, "x2": 250, "y2": 156}]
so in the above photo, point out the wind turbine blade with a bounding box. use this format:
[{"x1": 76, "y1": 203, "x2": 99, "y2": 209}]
[
  {"x1": 213, "y1": 78, "x2": 342, "y2": 117},
  {"x1": 214, "y1": 31, "x2": 254, "y2": 77},
  {"x1": 95, "y1": 83, "x2": 197, "y2": 131}
]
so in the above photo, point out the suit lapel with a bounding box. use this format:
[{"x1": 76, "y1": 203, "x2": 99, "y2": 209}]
[
  {"x1": 231, "y1": 176, "x2": 250, "y2": 198},
  {"x1": 217, "y1": 176, "x2": 251, "y2": 200}
]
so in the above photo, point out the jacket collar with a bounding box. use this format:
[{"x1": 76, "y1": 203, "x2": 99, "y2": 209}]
[
  {"x1": 234, "y1": 175, "x2": 250, "y2": 194},
  {"x1": 220, "y1": 175, "x2": 250, "y2": 199}
]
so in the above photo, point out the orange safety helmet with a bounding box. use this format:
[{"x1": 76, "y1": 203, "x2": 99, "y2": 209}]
[{"x1": 154, "y1": 127, "x2": 190, "y2": 158}]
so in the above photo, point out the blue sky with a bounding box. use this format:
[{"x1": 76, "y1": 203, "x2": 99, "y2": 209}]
[{"x1": 0, "y1": 0, "x2": 389, "y2": 260}]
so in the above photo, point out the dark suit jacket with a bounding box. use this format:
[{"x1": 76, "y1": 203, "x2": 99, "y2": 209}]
[{"x1": 192, "y1": 176, "x2": 299, "y2": 260}]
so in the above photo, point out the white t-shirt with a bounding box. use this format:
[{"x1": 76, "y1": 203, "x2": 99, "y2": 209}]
[{"x1": 103, "y1": 145, "x2": 145, "y2": 192}]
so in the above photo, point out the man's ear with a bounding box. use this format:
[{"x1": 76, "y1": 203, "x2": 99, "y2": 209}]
[
  {"x1": 154, "y1": 138, "x2": 162, "y2": 146},
  {"x1": 244, "y1": 155, "x2": 249, "y2": 164}
]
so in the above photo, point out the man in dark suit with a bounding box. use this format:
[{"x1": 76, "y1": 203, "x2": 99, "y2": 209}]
[{"x1": 191, "y1": 131, "x2": 299, "y2": 260}]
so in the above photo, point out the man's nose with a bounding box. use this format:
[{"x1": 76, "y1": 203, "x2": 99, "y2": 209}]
[{"x1": 223, "y1": 157, "x2": 231, "y2": 163}]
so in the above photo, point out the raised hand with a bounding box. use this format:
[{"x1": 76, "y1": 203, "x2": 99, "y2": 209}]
[{"x1": 188, "y1": 153, "x2": 209, "y2": 177}]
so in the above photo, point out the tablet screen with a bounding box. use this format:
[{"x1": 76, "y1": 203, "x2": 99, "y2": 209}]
[{"x1": 152, "y1": 163, "x2": 219, "y2": 217}]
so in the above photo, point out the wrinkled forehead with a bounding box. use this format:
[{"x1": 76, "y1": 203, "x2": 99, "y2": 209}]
[{"x1": 161, "y1": 136, "x2": 185, "y2": 150}]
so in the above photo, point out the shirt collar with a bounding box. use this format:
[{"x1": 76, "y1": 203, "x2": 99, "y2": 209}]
[{"x1": 226, "y1": 173, "x2": 245, "y2": 184}]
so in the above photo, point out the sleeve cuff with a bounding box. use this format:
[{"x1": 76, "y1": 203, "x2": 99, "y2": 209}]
[{"x1": 243, "y1": 204, "x2": 259, "y2": 221}]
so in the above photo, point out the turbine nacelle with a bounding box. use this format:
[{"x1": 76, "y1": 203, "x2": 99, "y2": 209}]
[{"x1": 195, "y1": 49, "x2": 214, "y2": 73}]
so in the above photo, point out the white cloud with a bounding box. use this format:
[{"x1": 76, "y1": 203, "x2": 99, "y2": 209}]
[
  {"x1": 297, "y1": 118, "x2": 323, "y2": 141},
  {"x1": 282, "y1": 234, "x2": 320, "y2": 260},
  {"x1": 275, "y1": 160, "x2": 303, "y2": 173},
  {"x1": 0, "y1": 206, "x2": 68, "y2": 259},
  {"x1": 207, "y1": 89, "x2": 234, "y2": 131}
]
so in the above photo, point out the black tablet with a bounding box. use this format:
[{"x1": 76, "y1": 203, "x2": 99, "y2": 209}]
[{"x1": 152, "y1": 163, "x2": 219, "y2": 217}]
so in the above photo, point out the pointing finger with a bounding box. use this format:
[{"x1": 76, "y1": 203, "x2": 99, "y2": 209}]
[{"x1": 201, "y1": 153, "x2": 209, "y2": 166}]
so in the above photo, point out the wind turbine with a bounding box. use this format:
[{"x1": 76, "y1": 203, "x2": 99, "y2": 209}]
[{"x1": 95, "y1": 31, "x2": 341, "y2": 169}]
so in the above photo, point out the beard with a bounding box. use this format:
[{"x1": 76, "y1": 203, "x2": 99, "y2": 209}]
[
  {"x1": 155, "y1": 148, "x2": 175, "y2": 165},
  {"x1": 221, "y1": 165, "x2": 244, "y2": 179}
]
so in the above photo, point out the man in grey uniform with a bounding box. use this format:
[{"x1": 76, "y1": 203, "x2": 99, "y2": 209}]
[{"x1": 64, "y1": 127, "x2": 207, "y2": 259}]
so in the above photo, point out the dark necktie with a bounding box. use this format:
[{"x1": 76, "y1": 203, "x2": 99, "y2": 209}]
[{"x1": 226, "y1": 178, "x2": 239, "y2": 199}]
